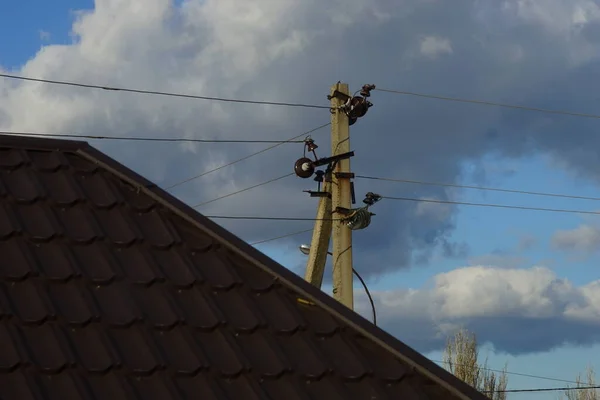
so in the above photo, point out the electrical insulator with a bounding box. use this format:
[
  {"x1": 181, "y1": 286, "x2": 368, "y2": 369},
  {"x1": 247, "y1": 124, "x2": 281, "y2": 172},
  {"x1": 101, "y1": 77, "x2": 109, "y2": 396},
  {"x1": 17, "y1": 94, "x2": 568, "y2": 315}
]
[
  {"x1": 294, "y1": 157, "x2": 315, "y2": 178},
  {"x1": 345, "y1": 208, "x2": 374, "y2": 230}
]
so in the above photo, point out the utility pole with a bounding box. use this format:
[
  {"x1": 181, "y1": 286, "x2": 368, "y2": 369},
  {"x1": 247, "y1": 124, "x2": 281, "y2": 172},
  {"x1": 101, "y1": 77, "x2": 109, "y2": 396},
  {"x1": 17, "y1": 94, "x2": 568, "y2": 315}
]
[
  {"x1": 329, "y1": 82, "x2": 354, "y2": 310},
  {"x1": 303, "y1": 180, "x2": 332, "y2": 288},
  {"x1": 295, "y1": 82, "x2": 377, "y2": 311}
]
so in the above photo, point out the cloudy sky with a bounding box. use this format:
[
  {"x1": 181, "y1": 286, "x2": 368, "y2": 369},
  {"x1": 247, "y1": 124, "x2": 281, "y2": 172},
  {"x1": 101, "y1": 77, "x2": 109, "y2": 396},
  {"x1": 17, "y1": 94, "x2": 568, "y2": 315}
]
[{"x1": 2, "y1": 0, "x2": 600, "y2": 397}]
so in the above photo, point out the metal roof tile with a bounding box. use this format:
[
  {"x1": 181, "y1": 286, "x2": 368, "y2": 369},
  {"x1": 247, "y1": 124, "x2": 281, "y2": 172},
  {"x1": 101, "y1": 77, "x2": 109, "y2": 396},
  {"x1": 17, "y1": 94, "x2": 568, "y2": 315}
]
[
  {"x1": 47, "y1": 281, "x2": 96, "y2": 327},
  {"x1": 0, "y1": 202, "x2": 19, "y2": 239},
  {"x1": 130, "y1": 284, "x2": 180, "y2": 330},
  {"x1": 107, "y1": 324, "x2": 162, "y2": 375},
  {"x1": 190, "y1": 250, "x2": 242, "y2": 290},
  {"x1": 2, "y1": 168, "x2": 45, "y2": 203},
  {"x1": 115, "y1": 245, "x2": 161, "y2": 286},
  {"x1": 0, "y1": 370, "x2": 39, "y2": 400},
  {"x1": 56, "y1": 207, "x2": 103, "y2": 244},
  {"x1": 127, "y1": 375, "x2": 180, "y2": 400},
  {"x1": 117, "y1": 182, "x2": 156, "y2": 212},
  {"x1": 170, "y1": 286, "x2": 223, "y2": 330},
  {"x1": 0, "y1": 238, "x2": 37, "y2": 281},
  {"x1": 151, "y1": 327, "x2": 206, "y2": 376},
  {"x1": 191, "y1": 329, "x2": 247, "y2": 377},
  {"x1": 15, "y1": 203, "x2": 61, "y2": 242},
  {"x1": 38, "y1": 170, "x2": 85, "y2": 206},
  {"x1": 173, "y1": 373, "x2": 226, "y2": 399},
  {"x1": 76, "y1": 171, "x2": 122, "y2": 209},
  {"x1": 92, "y1": 281, "x2": 142, "y2": 327},
  {"x1": 4, "y1": 279, "x2": 54, "y2": 324},
  {"x1": 274, "y1": 331, "x2": 331, "y2": 380},
  {"x1": 63, "y1": 324, "x2": 115, "y2": 373},
  {"x1": 32, "y1": 242, "x2": 78, "y2": 281},
  {"x1": 17, "y1": 323, "x2": 74, "y2": 373},
  {"x1": 0, "y1": 322, "x2": 22, "y2": 372},
  {"x1": 64, "y1": 152, "x2": 99, "y2": 173},
  {"x1": 234, "y1": 330, "x2": 291, "y2": 378},
  {"x1": 253, "y1": 287, "x2": 306, "y2": 334},
  {"x1": 28, "y1": 149, "x2": 67, "y2": 172},
  {"x1": 0, "y1": 148, "x2": 27, "y2": 169},
  {"x1": 71, "y1": 243, "x2": 119, "y2": 284},
  {"x1": 85, "y1": 372, "x2": 133, "y2": 400},
  {"x1": 151, "y1": 247, "x2": 198, "y2": 288},
  {"x1": 133, "y1": 209, "x2": 180, "y2": 249},
  {"x1": 37, "y1": 370, "x2": 88, "y2": 400},
  {"x1": 94, "y1": 207, "x2": 141, "y2": 246}
]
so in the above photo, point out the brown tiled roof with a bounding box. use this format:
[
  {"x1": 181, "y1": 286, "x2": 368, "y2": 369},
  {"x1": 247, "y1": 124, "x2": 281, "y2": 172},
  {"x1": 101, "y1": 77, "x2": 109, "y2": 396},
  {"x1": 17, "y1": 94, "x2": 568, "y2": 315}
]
[{"x1": 0, "y1": 134, "x2": 488, "y2": 400}]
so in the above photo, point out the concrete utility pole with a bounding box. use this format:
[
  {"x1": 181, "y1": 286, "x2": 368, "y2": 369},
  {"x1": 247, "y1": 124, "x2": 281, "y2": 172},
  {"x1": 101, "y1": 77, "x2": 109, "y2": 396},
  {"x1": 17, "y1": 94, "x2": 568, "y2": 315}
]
[
  {"x1": 303, "y1": 180, "x2": 332, "y2": 288},
  {"x1": 329, "y1": 82, "x2": 354, "y2": 310},
  {"x1": 299, "y1": 82, "x2": 376, "y2": 310}
]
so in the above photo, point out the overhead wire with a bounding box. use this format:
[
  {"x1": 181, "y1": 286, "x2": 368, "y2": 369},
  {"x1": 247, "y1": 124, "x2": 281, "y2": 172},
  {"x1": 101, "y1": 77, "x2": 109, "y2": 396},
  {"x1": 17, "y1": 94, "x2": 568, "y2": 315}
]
[
  {"x1": 192, "y1": 173, "x2": 293, "y2": 208},
  {"x1": 352, "y1": 268, "x2": 377, "y2": 326},
  {"x1": 0, "y1": 130, "x2": 306, "y2": 144},
  {"x1": 383, "y1": 195, "x2": 600, "y2": 216},
  {"x1": 0, "y1": 73, "x2": 330, "y2": 110},
  {"x1": 206, "y1": 215, "x2": 338, "y2": 221},
  {"x1": 249, "y1": 228, "x2": 313, "y2": 246},
  {"x1": 356, "y1": 174, "x2": 600, "y2": 202},
  {"x1": 486, "y1": 385, "x2": 600, "y2": 394},
  {"x1": 432, "y1": 360, "x2": 579, "y2": 385},
  {"x1": 165, "y1": 122, "x2": 331, "y2": 190},
  {"x1": 375, "y1": 87, "x2": 600, "y2": 120}
]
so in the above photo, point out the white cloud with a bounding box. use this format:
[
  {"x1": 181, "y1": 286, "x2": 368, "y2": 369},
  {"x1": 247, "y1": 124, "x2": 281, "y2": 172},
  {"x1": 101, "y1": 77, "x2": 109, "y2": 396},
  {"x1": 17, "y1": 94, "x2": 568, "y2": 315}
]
[
  {"x1": 355, "y1": 265, "x2": 600, "y2": 354},
  {"x1": 467, "y1": 253, "x2": 528, "y2": 268},
  {"x1": 552, "y1": 224, "x2": 600, "y2": 253},
  {"x1": 414, "y1": 198, "x2": 453, "y2": 221},
  {"x1": 419, "y1": 36, "x2": 453, "y2": 58}
]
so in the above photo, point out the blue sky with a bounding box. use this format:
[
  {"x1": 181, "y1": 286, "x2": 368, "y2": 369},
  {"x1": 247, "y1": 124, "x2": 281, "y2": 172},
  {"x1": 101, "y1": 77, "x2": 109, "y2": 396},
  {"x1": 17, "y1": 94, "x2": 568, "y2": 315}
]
[{"x1": 2, "y1": 1, "x2": 600, "y2": 399}]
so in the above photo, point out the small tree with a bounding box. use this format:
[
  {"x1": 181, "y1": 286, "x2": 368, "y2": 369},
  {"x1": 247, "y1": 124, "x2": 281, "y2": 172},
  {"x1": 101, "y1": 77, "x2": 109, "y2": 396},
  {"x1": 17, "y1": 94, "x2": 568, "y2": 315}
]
[
  {"x1": 563, "y1": 366, "x2": 598, "y2": 400},
  {"x1": 443, "y1": 328, "x2": 508, "y2": 400}
]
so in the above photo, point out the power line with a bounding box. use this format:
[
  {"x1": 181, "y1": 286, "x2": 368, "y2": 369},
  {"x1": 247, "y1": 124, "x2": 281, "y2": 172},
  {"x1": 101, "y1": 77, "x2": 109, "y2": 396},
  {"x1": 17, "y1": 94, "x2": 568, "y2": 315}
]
[
  {"x1": 206, "y1": 215, "x2": 338, "y2": 221},
  {"x1": 488, "y1": 385, "x2": 600, "y2": 394},
  {"x1": 165, "y1": 122, "x2": 331, "y2": 190},
  {"x1": 352, "y1": 268, "x2": 377, "y2": 326},
  {"x1": 384, "y1": 195, "x2": 600, "y2": 216},
  {"x1": 249, "y1": 228, "x2": 313, "y2": 245},
  {"x1": 357, "y1": 175, "x2": 600, "y2": 202},
  {"x1": 0, "y1": 73, "x2": 330, "y2": 110},
  {"x1": 193, "y1": 173, "x2": 293, "y2": 208},
  {"x1": 433, "y1": 360, "x2": 579, "y2": 385},
  {"x1": 0, "y1": 130, "x2": 305, "y2": 144},
  {"x1": 375, "y1": 87, "x2": 600, "y2": 120}
]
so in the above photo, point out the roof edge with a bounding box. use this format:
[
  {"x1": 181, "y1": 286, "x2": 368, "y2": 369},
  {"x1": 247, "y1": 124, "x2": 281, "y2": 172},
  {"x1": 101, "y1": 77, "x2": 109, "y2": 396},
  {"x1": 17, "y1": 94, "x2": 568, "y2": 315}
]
[
  {"x1": 0, "y1": 133, "x2": 89, "y2": 151},
  {"x1": 75, "y1": 144, "x2": 488, "y2": 400}
]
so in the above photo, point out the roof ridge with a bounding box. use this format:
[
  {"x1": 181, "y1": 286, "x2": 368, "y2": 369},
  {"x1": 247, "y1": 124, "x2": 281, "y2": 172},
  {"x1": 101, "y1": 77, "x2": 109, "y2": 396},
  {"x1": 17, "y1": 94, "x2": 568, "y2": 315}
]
[{"x1": 0, "y1": 132, "x2": 89, "y2": 150}]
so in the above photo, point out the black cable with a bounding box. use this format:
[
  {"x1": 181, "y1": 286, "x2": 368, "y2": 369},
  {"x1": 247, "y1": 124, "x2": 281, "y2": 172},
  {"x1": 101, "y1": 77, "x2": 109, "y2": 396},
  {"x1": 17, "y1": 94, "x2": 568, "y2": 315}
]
[
  {"x1": 352, "y1": 268, "x2": 376, "y2": 326},
  {"x1": 375, "y1": 87, "x2": 600, "y2": 120},
  {"x1": 165, "y1": 122, "x2": 331, "y2": 190},
  {"x1": 192, "y1": 173, "x2": 293, "y2": 208},
  {"x1": 0, "y1": 73, "x2": 330, "y2": 110},
  {"x1": 485, "y1": 385, "x2": 600, "y2": 394},
  {"x1": 249, "y1": 229, "x2": 313, "y2": 246},
  {"x1": 357, "y1": 175, "x2": 600, "y2": 202},
  {"x1": 206, "y1": 215, "x2": 338, "y2": 221},
  {"x1": 0, "y1": 130, "x2": 305, "y2": 144},
  {"x1": 384, "y1": 195, "x2": 600, "y2": 216},
  {"x1": 433, "y1": 360, "x2": 579, "y2": 385}
]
